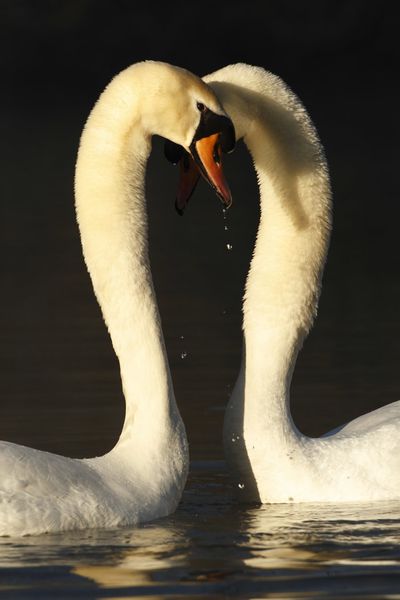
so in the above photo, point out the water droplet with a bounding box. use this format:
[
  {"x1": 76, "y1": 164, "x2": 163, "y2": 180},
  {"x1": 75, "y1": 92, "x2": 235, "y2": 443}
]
[
  {"x1": 231, "y1": 437, "x2": 236, "y2": 443},
  {"x1": 226, "y1": 243, "x2": 233, "y2": 251},
  {"x1": 180, "y1": 335, "x2": 184, "y2": 340},
  {"x1": 238, "y1": 483, "x2": 245, "y2": 489},
  {"x1": 224, "y1": 225, "x2": 229, "y2": 231},
  {"x1": 180, "y1": 351, "x2": 187, "y2": 360}
]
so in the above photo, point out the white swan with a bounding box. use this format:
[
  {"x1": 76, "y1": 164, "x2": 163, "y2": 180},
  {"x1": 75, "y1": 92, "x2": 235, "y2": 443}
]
[
  {"x1": 210, "y1": 64, "x2": 400, "y2": 503},
  {"x1": 177, "y1": 63, "x2": 400, "y2": 503},
  {"x1": 0, "y1": 61, "x2": 235, "y2": 536}
]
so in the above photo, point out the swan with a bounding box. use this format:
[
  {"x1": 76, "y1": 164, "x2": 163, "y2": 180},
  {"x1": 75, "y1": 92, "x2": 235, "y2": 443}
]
[
  {"x1": 176, "y1": 63, "x2": 400, "y2": 503},
  {"x1": 0, "y1": 61, "x2": 235, "y2": 536}
]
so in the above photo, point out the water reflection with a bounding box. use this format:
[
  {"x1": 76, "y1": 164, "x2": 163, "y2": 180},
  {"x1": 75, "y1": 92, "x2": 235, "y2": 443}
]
[
  {"x1": 1, "y1": 464, "x2": 399, "y2": 598},
  {"x1": 72, "y1": 525, "x2": 187, "y2": 598},
  {"x1": 242, "y1": 500, "x2": 400, "y2": 564}
]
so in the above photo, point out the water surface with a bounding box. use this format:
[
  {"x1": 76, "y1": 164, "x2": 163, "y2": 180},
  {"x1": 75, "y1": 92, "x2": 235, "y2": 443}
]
[{"x1": 1, "y1": 462, "x2": 400, "y2": 599}]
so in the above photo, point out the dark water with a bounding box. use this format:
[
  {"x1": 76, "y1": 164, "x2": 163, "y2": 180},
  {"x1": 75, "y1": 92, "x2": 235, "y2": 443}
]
[
  {"x1": 1, "y1": 79, "x2": 400, "y2": 597},
  {"x1": 1, "y1": 462, "x2": 400, "y2": 599}
]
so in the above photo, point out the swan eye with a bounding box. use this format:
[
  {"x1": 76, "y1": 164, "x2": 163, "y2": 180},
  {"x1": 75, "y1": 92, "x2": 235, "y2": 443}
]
[{"x1": 196, "y1": 102, "x2": 206, "y2": 112}]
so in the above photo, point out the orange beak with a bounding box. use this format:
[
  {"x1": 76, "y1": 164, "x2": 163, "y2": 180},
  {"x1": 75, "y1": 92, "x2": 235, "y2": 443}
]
[
  {"x1": 175, "y1": 132, "x2": 232, "y2": 215},
  {"x1": 175, "y1": 153, "x2": 200, "y2": 215},
  {"x1": 193, "y1": 133, "x2": 232, "y2": 208}
]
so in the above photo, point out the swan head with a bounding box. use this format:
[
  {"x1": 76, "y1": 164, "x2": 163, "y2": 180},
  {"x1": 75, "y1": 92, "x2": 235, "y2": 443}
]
[
  {"x1": 164, "y1": 102, "x2": 236, "y2": 214},
  {"x1": 133, "y1": 62, "x2": 235, "y2": 214}
]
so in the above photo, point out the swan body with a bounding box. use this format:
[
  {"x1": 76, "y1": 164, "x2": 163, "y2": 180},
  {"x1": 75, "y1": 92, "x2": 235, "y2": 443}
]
[
  {"x1": 203, "y1": 64, "x2": 400, "y2": 503},
  {"x1": 0, "y1": 61, "x2": 233, "y2": 536}
]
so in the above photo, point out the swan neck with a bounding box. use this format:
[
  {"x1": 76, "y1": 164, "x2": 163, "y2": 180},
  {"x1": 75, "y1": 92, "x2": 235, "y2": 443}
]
[
  {"x1": 241, "y1": 75, "x2": 331, "y2": 432},
  {"x1": 75, "y1": 70, "x2": 178, "y2": 449}
]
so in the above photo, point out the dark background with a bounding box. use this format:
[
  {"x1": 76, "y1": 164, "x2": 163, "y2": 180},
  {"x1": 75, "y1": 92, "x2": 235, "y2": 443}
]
[{"x1": 0, "y1": 0, "x2": 399, "y2": 460}]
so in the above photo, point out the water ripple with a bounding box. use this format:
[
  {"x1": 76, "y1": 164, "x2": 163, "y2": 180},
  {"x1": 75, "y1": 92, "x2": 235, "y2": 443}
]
[{"x1": 1, "y1": 463, "x2": 400, "y2": 598}]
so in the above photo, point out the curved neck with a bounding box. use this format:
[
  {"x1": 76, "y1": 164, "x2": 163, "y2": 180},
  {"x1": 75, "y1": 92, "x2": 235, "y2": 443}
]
[
  {"x1": 210, "y1": 69, "x2": 331, "y2": 440},
  {"x1": 244, "y1": 88, "x2": 331, "y2": 434},
  {"x1": 75, "y1": 68, "x2": 177, "y2": 450}
]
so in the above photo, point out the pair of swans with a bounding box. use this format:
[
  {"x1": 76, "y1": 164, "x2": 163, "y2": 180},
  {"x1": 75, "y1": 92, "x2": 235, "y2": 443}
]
[{"x1": 1, "y1": 61, "x2": 399, "y2": 536}]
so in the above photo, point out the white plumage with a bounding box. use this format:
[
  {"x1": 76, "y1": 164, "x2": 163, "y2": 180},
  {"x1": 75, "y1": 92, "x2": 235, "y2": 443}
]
[
  {"x1": 204, "y1": 64, "x2": 400, "y2": 503},
  {"x1": 0, "y1": 61, "x2": 229, "y2": 536}
]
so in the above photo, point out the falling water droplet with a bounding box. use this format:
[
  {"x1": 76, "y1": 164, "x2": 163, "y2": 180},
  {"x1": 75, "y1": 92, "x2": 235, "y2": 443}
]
[
  {"x1": 226, "y1": 243, "x2": 233, "y2": 251},
  {"x1": 224, "y1": 225, "x2": 229, "y2": 231},
  {"x1": 180, "y1": 351, "x2": 187, "y2": 360},
  {"x1": 238, "y1": 483, "x2": 245, "y2": 489},
  {"x1": 231, "y1": 437, "x2": 236, "y2": 443},
  {"x1": 180, "y1": 335, "x2": 184, "y2": 340}
]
